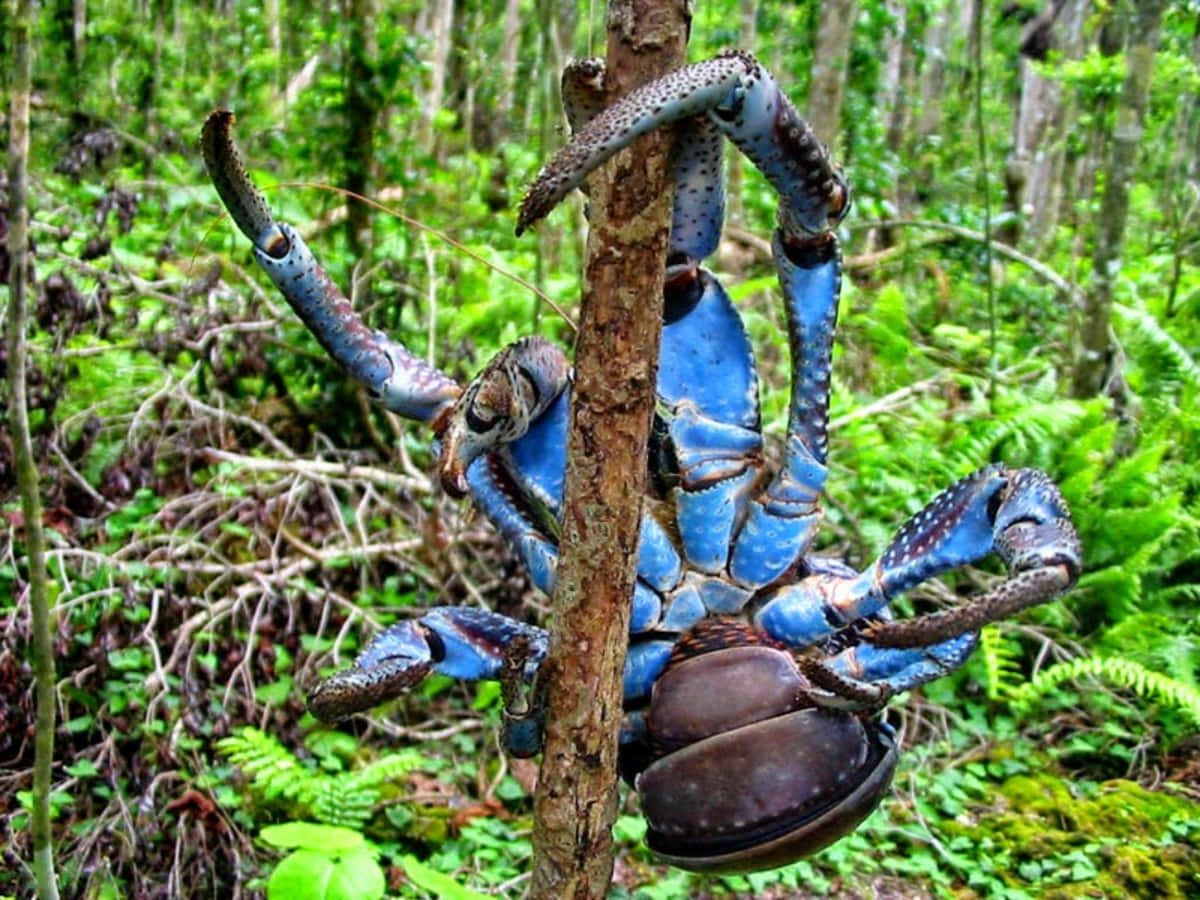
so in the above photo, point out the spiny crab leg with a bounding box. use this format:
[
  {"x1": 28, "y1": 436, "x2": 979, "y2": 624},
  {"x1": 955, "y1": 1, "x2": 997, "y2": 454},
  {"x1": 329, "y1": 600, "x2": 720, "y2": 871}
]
[
  {"x1": 308, "y1": 607, "x2": 548, "y2": 724},
  {"x1": 202, "y1": 111, "x2": 573, "y2": 494},
  {"x1": 866, "y1": 467, "x2": 1081, "y2": 648},
  {"x1": 757, "y1": 465, "x2": 1081, "y2": 699},
  {"x1": 560, "y1": 57, "x2": 727, "y2": 268},
  {"x1": 203, "y1": 111, "x2": 572, "y2": 736},
  {"x1": 518, "y1": 50, "x2": 847, "y2": 243},
  {"x1": 518, "y1": 56, "x2": 743, "y2": 234},
  {"x1": 201, "y1": 110, "x2": 461, "y2": 423}
]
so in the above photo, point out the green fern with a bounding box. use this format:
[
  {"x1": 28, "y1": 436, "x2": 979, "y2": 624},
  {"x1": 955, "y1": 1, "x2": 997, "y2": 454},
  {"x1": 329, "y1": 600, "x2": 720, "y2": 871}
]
[
  {"x1": 979, "y1": 624, "x2": 1024, "y2": 703},
  {"x1": 1116, "y1": 302, "x2": 1200, "y2": 394},
  {"x1": 1009, "y1": 655, "x2": 1200, "y2": 727},
  {"x1": 217, "y1": 727, "x2": 423, "y2": 829}
]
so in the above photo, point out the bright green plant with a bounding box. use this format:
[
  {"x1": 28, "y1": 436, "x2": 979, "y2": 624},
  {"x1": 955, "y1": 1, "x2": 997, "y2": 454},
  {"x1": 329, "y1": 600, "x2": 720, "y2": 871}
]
[
  {"x1": 217, "y1": 727, "x2": 423, "y2": 830},
  {"x1": 260, "y1": 823, "x2": 385, "y2": 900}
]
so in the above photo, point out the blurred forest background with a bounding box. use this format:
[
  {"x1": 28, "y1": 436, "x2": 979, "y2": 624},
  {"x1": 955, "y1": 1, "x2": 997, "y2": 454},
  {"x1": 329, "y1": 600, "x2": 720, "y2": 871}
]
[{"x1": 2, "y1": 0, "x2": 1199, "y2": 897}]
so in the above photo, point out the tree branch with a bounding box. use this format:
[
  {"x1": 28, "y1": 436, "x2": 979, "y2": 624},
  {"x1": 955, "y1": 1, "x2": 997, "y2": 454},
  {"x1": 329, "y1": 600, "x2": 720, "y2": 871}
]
[
  {"x1": 7, "y1": 0, "x2": 60, "y2": 896},
  {"x1": 528, "y1": 2, "x2": 690, "y2": 897}
]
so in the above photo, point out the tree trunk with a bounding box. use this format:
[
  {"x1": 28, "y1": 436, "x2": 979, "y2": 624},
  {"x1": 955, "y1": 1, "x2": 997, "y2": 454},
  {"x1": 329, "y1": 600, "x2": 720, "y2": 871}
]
[
  {"x1": 343, "y1": 0, "x2": 377, "y2": 259},
  {"x1": 1003, "y1": 0, "x2": 1086, "y2": 250},
  {"x1": 878, "y1": 0, "x2": 916, "y2": 249},
  {"x1": 1071, "y1": 0, "x2": 1166, "y2": 398},
  {"x1": 7, "y1": 1, "x2": 59, "y2": 897},
  {"x1": 915, "y1": 0, "x2": 950, "y2": 141},
  {"x1": 806, "y1": 0, "x2": 857, "y2": 151},
  {"x1": 1030, "y1": 0, "x2": 1088, "y2": 253},
  {"x1": 528, "y1": 1, "x2": 690, "y2": 897},
  {"x1": 418, "y1": 0, "x2": 454, "y2": 155},
  {"x1": 495, "y1": 0, "x2": 523, "y2": 137}
]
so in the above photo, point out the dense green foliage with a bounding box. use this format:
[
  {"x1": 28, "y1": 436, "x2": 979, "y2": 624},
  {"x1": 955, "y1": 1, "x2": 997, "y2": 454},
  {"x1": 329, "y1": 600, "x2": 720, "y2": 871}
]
[{"x1": 2, "y1": 1, "x2": 1198, "y2": 897}]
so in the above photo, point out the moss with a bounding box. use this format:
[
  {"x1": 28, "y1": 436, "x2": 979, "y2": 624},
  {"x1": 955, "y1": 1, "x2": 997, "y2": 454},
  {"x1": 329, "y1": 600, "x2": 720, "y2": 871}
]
[{"x1": 946, "y1": 773, "x2": 1200, "y2": 898}]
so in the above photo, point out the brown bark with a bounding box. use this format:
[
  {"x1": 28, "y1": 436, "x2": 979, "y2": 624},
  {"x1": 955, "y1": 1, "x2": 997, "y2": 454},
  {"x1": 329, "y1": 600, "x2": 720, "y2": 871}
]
[
  {"x1": 1071, "y1": 0, "x2": 1166, "y2": 398},
  {"x1": 527, "y1": 1, "x2": 690, "y2": 898}
]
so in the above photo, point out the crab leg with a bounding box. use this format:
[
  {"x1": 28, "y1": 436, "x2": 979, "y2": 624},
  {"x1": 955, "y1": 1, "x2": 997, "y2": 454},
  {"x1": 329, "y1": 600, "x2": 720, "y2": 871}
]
[
  {"x1": 730, "y1": 235, "x2": 841, "y2": 587},
  {"x1": 201, "y1": 111, "x2": 460, "y2": 423},
  {"x1": 519, "y1": 52, "x2": 846, "y2": 242},
  {"x1": 817, "y1": 631, "x2": 981, "y2": 706},
  {"x1": 518, "y1": 54, "x2": 849, "y2": 589},
  {"x1": 756, "y1": 465, "x2": 1081, "y2": 648},
  {"x1": 307, "y1": 607, "x2": 548, "y2": 722}
]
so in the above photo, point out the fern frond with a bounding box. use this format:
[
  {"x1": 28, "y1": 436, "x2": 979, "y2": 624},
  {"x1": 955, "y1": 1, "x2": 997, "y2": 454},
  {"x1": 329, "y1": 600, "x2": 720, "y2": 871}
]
[
  {"x1": 979, "y1": 624, "x2": 1023, "y2": 702},
  {"x1": 216, "y1": 727, "x2": 314, "y2": 803},
  {"x1": 1116, "y1": 302, "x2": 1200, "y2": 392},
  {"x1": 1010, "y1": 655, "x2": 1200, "y2": 726},
  {"x1": 217, "y1": 727, "x2": 424, "y2": 831}
]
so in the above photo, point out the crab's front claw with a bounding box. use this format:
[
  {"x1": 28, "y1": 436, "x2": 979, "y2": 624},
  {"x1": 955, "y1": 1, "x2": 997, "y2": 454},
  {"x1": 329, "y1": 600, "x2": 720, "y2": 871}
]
[
  {"x1": 436, "y1": 336, "x2": 571, "y2": 498},
  {"x1": 867, "y1": 468, "x2": 1081, "y2": 649},
  {"x1": 308, "y1": 607, "x2": 549, "y2": 724},
  {"x1": 201, "y1": 110, "x2": 460, "y2": 423}
]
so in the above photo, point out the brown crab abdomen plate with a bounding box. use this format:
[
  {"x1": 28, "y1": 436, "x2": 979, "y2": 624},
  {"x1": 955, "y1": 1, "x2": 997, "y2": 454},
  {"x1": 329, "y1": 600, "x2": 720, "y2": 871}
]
[{"x1": 636, "y1": 707, "x2": 898, "y2": 872}]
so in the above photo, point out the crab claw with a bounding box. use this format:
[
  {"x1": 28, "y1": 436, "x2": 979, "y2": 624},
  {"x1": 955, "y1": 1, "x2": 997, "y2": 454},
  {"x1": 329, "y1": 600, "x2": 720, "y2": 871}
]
[
  {"x1": 436, "y1": 336, "x2": 571, "y2": 498},
  {"x1": 201, "y1": 110, "x2": 290, "y2": 255},
  {"x1": 866, "y1": 468, "x2": 1082, "y2": 648},
  {"x1": 308, "y1": 607, "x2": 549, "y2": 723},
  {"x1": 308, "y1": 620, "x2": 436, "y2": 723}
]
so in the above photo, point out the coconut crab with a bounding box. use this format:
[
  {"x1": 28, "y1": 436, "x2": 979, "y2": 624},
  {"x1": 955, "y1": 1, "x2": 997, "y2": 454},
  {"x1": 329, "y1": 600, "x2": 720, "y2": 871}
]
[{"x1": 201, "y1": 51, "x2": 1081, "y2": 873}]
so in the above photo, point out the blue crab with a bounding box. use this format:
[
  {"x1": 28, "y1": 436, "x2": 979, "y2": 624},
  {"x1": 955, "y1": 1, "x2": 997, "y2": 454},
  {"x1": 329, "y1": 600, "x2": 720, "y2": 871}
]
[{"x1": 201, "y1": 51, "x2": 1081, "y2": 872}]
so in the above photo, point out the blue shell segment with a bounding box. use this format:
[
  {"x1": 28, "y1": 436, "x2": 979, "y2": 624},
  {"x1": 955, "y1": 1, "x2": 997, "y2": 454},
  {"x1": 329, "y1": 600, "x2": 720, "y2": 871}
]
[
  {"x1": 504, "y1": 389, "x2": 569, "y2": 516},
  {"x1": 830, "y1": 632, "x2": 979, "y2": 693},
  {"x1": 254, "y1": 224, "x2": 459, "y2": 423},
  {"x1": 691, "y1": 573, "x2": 752, "y2": 614},
  {"x1": 667, "y1": 409, "x2": 762, "y2": 484},
  {"x1": 729, "y1": 500, "x2": 820, "y2": 587},
  {"x1": 669, "y1": 117, "x2": 726, "y2": 262},
  {"x1": 673, "y1": 468, "x2": 756, "y2": 573},
  {"x1": 755, "y1": 570, "x2": 876, "y2": 646},
  {"x1": 632, "y1": 583, "x2": 664, "y2": 633},
  {"x1": 368, "y1": 607, "x2": 549, "y2": 683},
  {"x1": 659, "y1": 273, "x2": 758, "y2": 429},
  {"x1": 624, "y1": 641, "x2": 675, "y2": 702},
  {"x1": 466, "y1": 456, "x2": 560, "y2": 597},
  {"x1": 636, "y1": 516, "x2": 683, "y2": 594},
  {"x1": 710, "y1": 59, "x2": 845, "y2": 239},
  {"x1": 773, "y1": 235, "x2": 840, "y2": 484},
  {"x1": 658, "y1": 583, "x2": 707, "y2": 632}
]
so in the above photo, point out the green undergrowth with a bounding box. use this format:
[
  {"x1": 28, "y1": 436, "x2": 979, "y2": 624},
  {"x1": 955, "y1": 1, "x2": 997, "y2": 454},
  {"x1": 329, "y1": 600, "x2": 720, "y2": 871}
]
[{"x1": 946, "y1": 774, "x2": 1200, "y2": 899}]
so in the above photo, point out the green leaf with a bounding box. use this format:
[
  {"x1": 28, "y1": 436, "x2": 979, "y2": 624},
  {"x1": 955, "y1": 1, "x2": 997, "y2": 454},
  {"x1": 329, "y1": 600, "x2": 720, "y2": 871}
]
[
  {"x1": 65, "y1": 759, "x2": 100, "y2": 778},
  {"x1": 255, "y1": 676, "x2": 294, "y2": 707},
  {"x1": 267, "y1": 847, "x2": 385, "y2": 900},
  {"x1": 399, "y1": 855, "x2": 493, "y2": 900},
  {"x1": 261, "y1": 822, "x2": 364, "y2": 851}
]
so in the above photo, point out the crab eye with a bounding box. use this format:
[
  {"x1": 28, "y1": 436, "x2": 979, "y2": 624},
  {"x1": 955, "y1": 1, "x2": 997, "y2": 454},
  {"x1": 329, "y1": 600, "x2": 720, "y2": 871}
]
[{"x1": 465, "y1": 404, "x2": 499, "y2": 434}]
